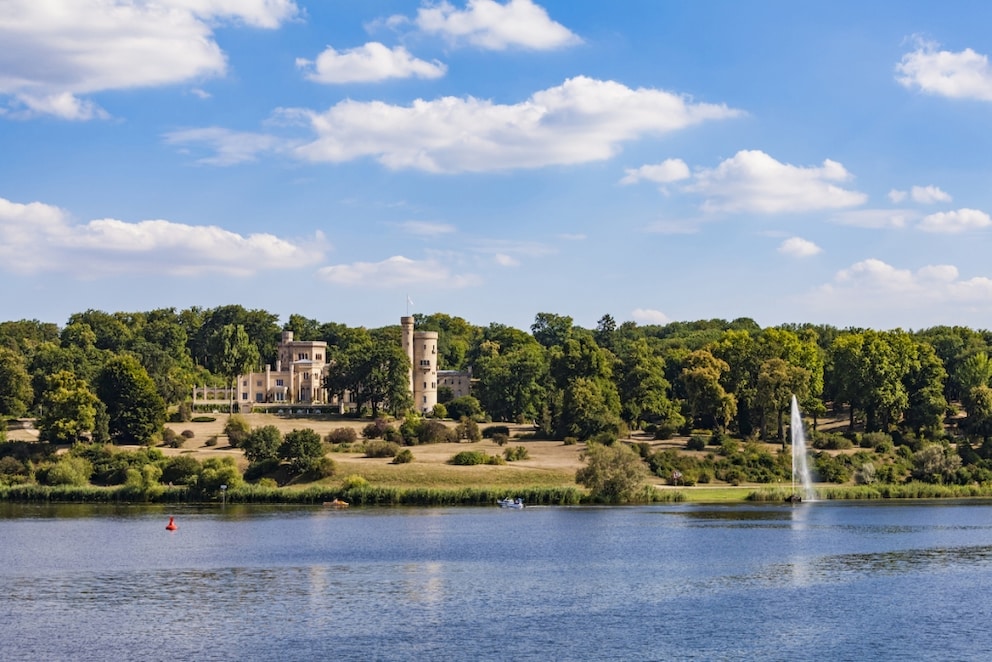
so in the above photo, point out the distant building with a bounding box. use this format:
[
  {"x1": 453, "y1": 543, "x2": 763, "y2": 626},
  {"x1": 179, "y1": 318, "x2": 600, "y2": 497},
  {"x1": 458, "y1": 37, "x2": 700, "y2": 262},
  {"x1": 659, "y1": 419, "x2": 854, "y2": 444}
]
[
  {"x1": 216, "y1": 317, "x2": 471, "y2": 414},
  {"x1": 402, "y1": 316, "x2": 438, "y2": 414},
  {"x1": 235, "y1": 330, "x2": 330, "y2": 407}
]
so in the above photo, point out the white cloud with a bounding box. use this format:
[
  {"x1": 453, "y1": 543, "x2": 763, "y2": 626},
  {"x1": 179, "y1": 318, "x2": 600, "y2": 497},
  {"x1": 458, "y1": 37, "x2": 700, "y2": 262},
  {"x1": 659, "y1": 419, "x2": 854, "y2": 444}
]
[
  {"x1": 289, "y1": 76, "x2": 740, "y2": 172},
  {"x1": 888, "y1": 189, "x2": 907, "y2": 203},
  {"x1": 317, "y1": 255, "x2": 479, "y2": 287},
  {"x1": 918, "y1": 208, "x2": 992, "y2": 233},
  {"x1": 812, "y1": 259, "x2": 992, "y2": 315},
  {"x1": 643, "y1": 218, "x2": 701, "y2": 234},
  {"x1": 690, "y1": 150, "x2": 867, "y2": 214},
  {"x1": 911, "y1": 185, "x2": 952, "y2": 204},
  {"x1": 0, "y1": 0, "x2": 299, "y2": 119},
  {"x1": 296, "y1": 42, "x2": 446, "y2": 84},
  {"x1": 164, "y1": 127, "x2": 285, "y2": 165},
  {"x1": 896, "y1": 40, "x2": 992, "y2": 101},
  {"x1": 557, "y1": 233, "x2": 586, "y2": 241},
  {"x1": 0, "y1": 195, "x2": 324, "y2": 277},
  {"x1": 407, "y1": 0, "x2": 581, "y2": 51},
  {"x1": 832, "y1": 209, "x2": 914, "y2": 229},
  {"x1": 493, "y1": 253, "x2": 519, "y2": 267},
  {"x1": 398, "y1": 220, "x2": 456, "y2": 236},
  {"x1": 620, "y1": 159, "x2": 690, "y2": 186},
  {"x1": 632, "y1": 308, "x2": 670, "y2": 324},
  {"x1": 778, "y1": 237, "x2": 822, "y2": 257}
]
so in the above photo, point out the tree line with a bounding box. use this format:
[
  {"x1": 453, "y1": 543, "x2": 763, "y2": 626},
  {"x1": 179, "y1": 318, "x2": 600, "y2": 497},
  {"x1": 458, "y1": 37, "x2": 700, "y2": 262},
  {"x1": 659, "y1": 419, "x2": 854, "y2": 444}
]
[{"x1": 2, "y1": 306, "x2": 992, "y2": 450}]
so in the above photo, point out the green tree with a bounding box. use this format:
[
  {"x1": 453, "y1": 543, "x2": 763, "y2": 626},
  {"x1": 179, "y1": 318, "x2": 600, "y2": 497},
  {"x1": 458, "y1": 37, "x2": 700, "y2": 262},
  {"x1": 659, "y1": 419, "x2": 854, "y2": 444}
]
[
  {"x1": 446, "y1": 395, "x2": 482, "y2": 421},
  {"x1": 216, "y1": 324, "x2": 260, "y2": 413},
  {"x1": 615, "y1": 337, "x2": 681, "y2": 431},
  {"x1": 0, "y1": 347, "x2": 32, "y2": 417},
  {"x1": 38, "y1": 370, "x2": 98, "y2": 444},
  {"x1": 473, "y1": 340, "x2": 547, "y2": 422},
  {"x1": 96, "y1": 355, "x2": 166, "y2": 445},
  {"x1": 279, "y1": 428, "x2": 326, "y2": 473},
  {"x1": 531, "y1": 312, "x2": 573, "y2": 349},
  {"x1": 681, "y1": 349, "x2": 737, "y2": 432},
  {"x1": 242, "y1": 425, "x2": 282, "y2": 463},
  {"x1": 575, "y1": 442, "x2": 647, "y2": 503}
]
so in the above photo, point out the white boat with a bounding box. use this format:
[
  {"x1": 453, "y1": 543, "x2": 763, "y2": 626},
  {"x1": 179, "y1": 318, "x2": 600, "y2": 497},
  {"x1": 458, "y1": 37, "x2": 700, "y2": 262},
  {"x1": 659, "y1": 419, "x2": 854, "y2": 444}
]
[{"x1": 497, "y1": 497, "x2": 524, "y2": 509}]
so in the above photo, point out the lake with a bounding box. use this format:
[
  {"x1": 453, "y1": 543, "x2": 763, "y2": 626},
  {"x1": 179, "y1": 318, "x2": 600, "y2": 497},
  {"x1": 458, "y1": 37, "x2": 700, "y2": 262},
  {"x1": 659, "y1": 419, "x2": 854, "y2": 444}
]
[{"x1": 2, "y1": 500, "x2": 992, "y2": 661}]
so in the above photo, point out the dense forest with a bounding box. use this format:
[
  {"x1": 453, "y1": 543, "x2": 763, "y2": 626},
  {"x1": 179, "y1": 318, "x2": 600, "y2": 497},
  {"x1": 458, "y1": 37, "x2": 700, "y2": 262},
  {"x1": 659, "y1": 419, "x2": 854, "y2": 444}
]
[{"x1": 3, "y1": 305, "x2": 992, "y2": 495}]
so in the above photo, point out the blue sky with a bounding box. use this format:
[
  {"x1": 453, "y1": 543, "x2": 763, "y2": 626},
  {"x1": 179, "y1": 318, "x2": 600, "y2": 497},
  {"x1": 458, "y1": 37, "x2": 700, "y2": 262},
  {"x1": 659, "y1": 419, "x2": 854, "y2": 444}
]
[{"x1": 3, "y1": 1, "x2": 992, "y2": 332}]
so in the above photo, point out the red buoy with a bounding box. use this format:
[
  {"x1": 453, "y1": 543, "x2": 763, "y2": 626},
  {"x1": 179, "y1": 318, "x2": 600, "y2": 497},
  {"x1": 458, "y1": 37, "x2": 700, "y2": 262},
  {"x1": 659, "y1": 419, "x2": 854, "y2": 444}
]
[{"x1": 166, "y1": 516, "x2": 177, "y2": 531}]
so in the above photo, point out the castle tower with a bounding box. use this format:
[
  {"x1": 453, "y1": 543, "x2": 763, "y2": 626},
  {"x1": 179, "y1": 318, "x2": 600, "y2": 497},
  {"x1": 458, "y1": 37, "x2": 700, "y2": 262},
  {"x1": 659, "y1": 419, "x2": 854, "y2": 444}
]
[{"x1": 402, "y1": 316, "x2": 438, "y2": 414}]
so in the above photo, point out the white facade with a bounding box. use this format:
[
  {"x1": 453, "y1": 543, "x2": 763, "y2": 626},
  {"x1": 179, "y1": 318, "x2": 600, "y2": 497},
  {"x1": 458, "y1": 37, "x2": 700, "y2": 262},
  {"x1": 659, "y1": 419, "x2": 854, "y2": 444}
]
[{"x1": 402, "y1": 316, "x2": 438, "y2": 414}]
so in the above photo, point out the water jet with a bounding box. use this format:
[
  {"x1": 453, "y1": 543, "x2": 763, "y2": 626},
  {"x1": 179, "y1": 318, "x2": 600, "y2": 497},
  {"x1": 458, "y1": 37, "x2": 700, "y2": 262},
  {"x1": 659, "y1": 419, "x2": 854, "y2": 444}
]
[{"x1": 790, "y1": 395, "x2": 815, "y2": 502}]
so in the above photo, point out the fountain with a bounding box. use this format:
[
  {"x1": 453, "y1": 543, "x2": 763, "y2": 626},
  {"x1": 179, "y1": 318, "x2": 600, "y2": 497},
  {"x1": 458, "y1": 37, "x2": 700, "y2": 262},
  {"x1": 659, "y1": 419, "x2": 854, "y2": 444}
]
[{"x1": 790, "y1": 395, "x2": 815, "y2": 502}]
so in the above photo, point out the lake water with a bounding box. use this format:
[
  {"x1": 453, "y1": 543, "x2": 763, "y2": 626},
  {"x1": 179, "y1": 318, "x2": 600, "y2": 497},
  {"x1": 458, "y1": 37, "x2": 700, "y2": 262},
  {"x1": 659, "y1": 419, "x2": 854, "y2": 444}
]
[{"x1": 3, "y1": 500, "x2": 992, "y2": 661}]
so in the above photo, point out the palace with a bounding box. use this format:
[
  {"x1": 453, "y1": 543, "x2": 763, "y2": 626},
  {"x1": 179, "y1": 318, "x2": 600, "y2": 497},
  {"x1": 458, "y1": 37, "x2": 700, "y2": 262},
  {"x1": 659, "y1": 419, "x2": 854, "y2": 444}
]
[{"x1": 220, "y1": 316, "x2": 469, "y2": 414}]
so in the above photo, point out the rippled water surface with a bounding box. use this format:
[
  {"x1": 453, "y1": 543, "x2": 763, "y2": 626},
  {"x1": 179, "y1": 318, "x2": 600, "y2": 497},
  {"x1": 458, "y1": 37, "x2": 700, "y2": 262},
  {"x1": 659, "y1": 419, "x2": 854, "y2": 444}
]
[{"x1": 3, "y1": 500, "x2": 992, "y2": 661}]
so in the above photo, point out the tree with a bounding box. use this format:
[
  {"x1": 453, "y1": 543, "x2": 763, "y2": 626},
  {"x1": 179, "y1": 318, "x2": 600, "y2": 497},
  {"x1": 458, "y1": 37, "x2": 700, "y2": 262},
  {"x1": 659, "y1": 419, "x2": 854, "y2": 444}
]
[
  {"x1": 38, "y1": 370, "x2": 98, "y2": 444},
  {"x1": 215, "y1": 324, "x2": 260, "y2": 413},
  {"x1": 474, "y1": 340, "x2": 547, "y2": 422},
  {"x1": 0, "y1": 347, "x2": 32, "y2": 417},
  {"x1": 279, "y1": 428, "x2": 326, "y2": 473},
  {"x1": 96, "y1": 355, "x2": 167, "y2": 444},
  {"x1": 615, "y1": 337, "x2": 681, "y2": 431},
  {"x1": 681, "y1": 350, "x2": 736, "y2": 432},
  {"x1": 575, "y1": 442, "x2": 647, "y2": 503},
  {"x1": 531, "y1": 312, "x2": 573, "y2": 349},
  {"x1": 242, "y1": 425, "x2": 282, "y2": 464},
  {"x1": 446, "y1": 395, "x2": 482, "y2": 421}
]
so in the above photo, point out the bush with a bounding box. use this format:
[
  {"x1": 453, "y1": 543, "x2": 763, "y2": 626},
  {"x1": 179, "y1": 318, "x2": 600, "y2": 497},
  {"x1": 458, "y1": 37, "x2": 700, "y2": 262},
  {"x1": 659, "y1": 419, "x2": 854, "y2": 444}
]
[
  {"x1": 686, "y1": 435, "x2": 707, "y2": 451},
  {"x1": 563, "y1": 437, "x2": 578, "y2": 446},
  {"x1": 181, "y1": 429, "x2": 195, "y2": 439},
  {"x1": 315, "y1": 456, "x2": 337, "y2": 478},
  {"x1": 161, "y1": 455, "x2": 201, "y2": 485},
  {"x1": 45, "y1": 456, "x2": 93, "y2": 486},
  {"x1": 431, "y1": 403, "x2": 448, "y2": 419},
  {"x1": 223, "y1": 415, "x2": 250, "y2": 448},
  {"x1": 504, "y1": 446, "x2": 530, "y2": 462},
  {"x1": 482, "y1": 425, "x2": 510, "y2": 439},
  {"x1": 492, "y1": 432, "x2": 509, "y2": 447},
  {"x1": 205, "y1": 436, "x2": 218, "y2": 447},
  {"x1": 392, "y1": 448, "x2": 414, "y2": 464},
  {"x1": 418, "y1": 419, "x2": 450, "y2": 445},
  {"x1": 364, "y1": 439, "x2": 401, "y2": 458},
  {"x1": 450, "y1": 450, "x2": 505, "y2": 465},
  {"x1": 362, "y1": 419, "x2": 392, "y2": 439},
  {"x1": 455, "y1": 417, "x2": 482, "y2": 442},
  {"x1": 192, "y1": 416, "x2": 216, "y2": 423},
  {"x1": 242, "y1": 425, "x2": 282, "y2": 464},
  {"x1": 162, "y1": 428, "x2": 184, "y2": 449},
  {"x1": 326, "y1": 427, "x2": 358, "y2": 445},
  {"x1": 446, "y1": 396, "x2": 483, "y2": 421},
  {"x1": 342, "y1": 474, "x2": 369, "y2": 490}
]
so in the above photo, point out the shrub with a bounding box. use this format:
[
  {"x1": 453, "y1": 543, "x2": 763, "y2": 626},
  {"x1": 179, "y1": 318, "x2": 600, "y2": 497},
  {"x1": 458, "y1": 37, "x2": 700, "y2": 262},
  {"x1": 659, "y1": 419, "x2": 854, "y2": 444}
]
[
  {"x1": 161, "y1": 455, "x2": 201, "y2": 485},
  {"x1": 223, "y1": 415, "x2": 250, "y2": 448},
  {"x1": 492, "y1": 432, "x2": 509, "y2": 447},
  {"x1": 446, "y1": 396, "x2": 483, "y2": 421},
  {"x1": 181, "y1": 429, "x2": 195, "y2": 439},
  {"x1": 192, "y1": 416, "x2": 216, "y2": 423},
  {"x1": 450, "y1": 450, "x2": 504, "y2": 465},
  {"x1": 418, "y1": 419, "x2": 450, "y2": 445},
  {"x1": 162, "y1": 428, "x2": 184, "y2": 449},
  {"x1": 342, "y1": 474, "x2": 370, "y2": 490},
  {"x1": 362, "y1": 419, "x2": 391, "y2": 439},
  {"x1": 686, "y1": 435, "x2": 707, "y2": 451},
  {"x1": 575, "y1": 443, "x2": 647, "y2": 503},
  {"x1": 326, "y1": 427, "x2": 358, "y2": 445},
  {"x1": 279, "y1": 428, "x2": 326, "y2": 474},
  {"x1": 205, "y1": 436, "x2": 218, "y2": 447},
  {"x1": 563, "y1": 436, "x2": 578, "y2": 446},
  {"x1": 45, "y1": 456, "x2": 93, "y2": 486},
  {"x1": 364, "y1": 439, "x2": 400, "y2": 458},
  {"x1": 482, "y1": 425, "x2": 510, "y2": 439},
  {"x1": 392, "y1": 449, "x2": 414, "y2": 464},
  {"x1": 315, "y1": 456, "x2": 337, "y2": 478},
  {"x1": 177, "y1": 402, "x2": 193, "y2": 422},
  {"x1": 242, "y1": 425, "x2": 282, "y2": 464},
  {"x1": 504, "y1": 446, "x2": 530, "y2": 462},
  {"x1": 455, "y1": 417, "x2": 482, "y2": 442},
  {"x1": 431, "y1": 403, "x2": 448, "y2": 419}
]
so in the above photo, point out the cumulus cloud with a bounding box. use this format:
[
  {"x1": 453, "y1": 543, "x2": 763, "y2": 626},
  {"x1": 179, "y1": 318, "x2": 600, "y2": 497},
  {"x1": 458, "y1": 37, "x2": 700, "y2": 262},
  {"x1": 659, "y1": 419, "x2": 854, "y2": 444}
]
[
  {"x1": 896, "y1": 40, "x2": 992, "y2": 101},
  {"x1": 632, "y1": 308, "x2": 670, "y2": 324},
  {"x1": 888, "y1": 189, "x2": 907, "y2": 203},
  {"x1": 296, "y1": 42, "x2": 446, "y2": 84},
  {"x1": 918, "y1": 208, "x2": 992, "y2": 233},
  {"x1": 317, "y1": 255, "x2": 479, "y2": 287},
  {"x1": 493, "y1": 253, "x2": 519, "y2": 267},
  {"x1": 620, "y1": 159, "x2": 690, "y2": 186},
  {"x1": 164, "y1": 127, "x2": 285, "y2": 165},
  {"x1": 910, "y1": 185, "x2": 952, "y2": 203},
  {"x1": 287, "y1": 76, "x2": 740, "y2": 172},
  {"x1": 832, "y1": 209, "x2": 914, "y2": 229},
  {"x1": 398, "y1": 220, "x2": 457, "y2": 236},
  {"x1": 403, "y1": 0, "x2": 581, "y2": 51},
  {"x1": 689, "y1": 150, "x2": 867, "y2": 214},
  {"x1": 814, "y1": 259, "x2": 992, "y2": 312},
  {"x1": 0, "y1": 0, "x2": 299, "y2": 119},
  {"x1": 778, "y1": 237, "x2": 822, "y2": 257},
  {"x1": 0, "y1": 195, "x2": 324, "y2": 277}
]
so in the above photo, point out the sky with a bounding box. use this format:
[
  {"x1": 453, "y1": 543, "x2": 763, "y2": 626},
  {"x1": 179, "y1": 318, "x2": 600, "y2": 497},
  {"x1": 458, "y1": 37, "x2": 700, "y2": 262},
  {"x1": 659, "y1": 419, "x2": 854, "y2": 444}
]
[{"x1": 3, "y1": 1, "x2": 992, "y2": 333}]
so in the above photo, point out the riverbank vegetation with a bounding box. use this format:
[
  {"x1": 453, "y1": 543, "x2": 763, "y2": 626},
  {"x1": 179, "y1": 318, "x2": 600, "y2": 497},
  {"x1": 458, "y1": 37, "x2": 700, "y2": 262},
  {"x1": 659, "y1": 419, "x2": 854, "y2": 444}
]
[{"x1": 4, "y1": 307, "x2": 992, "y2": 504}]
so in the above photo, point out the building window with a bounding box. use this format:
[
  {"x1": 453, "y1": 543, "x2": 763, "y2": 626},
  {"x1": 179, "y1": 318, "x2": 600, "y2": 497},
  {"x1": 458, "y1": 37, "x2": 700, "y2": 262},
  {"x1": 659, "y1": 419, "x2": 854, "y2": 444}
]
[
  {"x1": 241, "y1": 393, "x2": 248, "y2": 400},
  {"x1": 423, "y1": 396, "x2": 427, "y2": 403},
  {"x1": 276, "y1": 379, "x2": 284, "y2": 386},
  {"x1": 316, "y1": 353, "x2": 322, "y2": 361},
  {"x1": 432, "y1": 382, "x2": 436, "y2": 389},
  {"x1": 256, "y1": 380, "x2": 262, "y2": 387},
  {"x1": 423, "y1": 381, "x2": 427, "y2": 389}
]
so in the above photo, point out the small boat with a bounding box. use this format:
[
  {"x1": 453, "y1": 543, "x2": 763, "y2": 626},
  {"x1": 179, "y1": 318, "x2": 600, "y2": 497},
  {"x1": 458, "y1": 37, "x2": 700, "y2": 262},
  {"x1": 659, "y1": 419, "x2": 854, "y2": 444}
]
[
  {"x1": 497, "y1": 497, "x2": 524, "y2": 509},
  {"x1": 323, "y1": 499, "x2": 349, "y2": 508}
]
